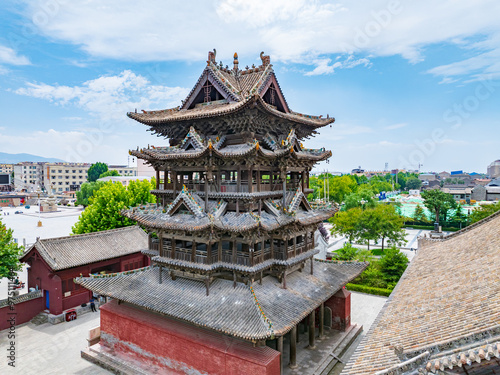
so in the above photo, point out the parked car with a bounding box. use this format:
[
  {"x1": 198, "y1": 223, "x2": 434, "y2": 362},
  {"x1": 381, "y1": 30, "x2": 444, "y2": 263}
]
[
  {"x1": 14, "y1": 211, "x2": 23, "y2": 214},
  {"x1": 25, "y1": 205, "x2": 30, "y2": 209}
]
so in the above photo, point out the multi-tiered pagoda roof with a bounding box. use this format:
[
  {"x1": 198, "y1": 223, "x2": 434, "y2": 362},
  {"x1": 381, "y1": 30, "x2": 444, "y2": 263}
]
[
  {"x1": 76, "y1": 51, "x2": 366, "y2": 374},
  {"x1": 128, "y1": 50, "x2": 334, "y2": 140}
]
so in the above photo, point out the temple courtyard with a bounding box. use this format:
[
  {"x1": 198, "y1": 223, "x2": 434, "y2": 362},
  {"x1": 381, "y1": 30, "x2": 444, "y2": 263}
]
[{"x1": 0, "y1": 291, "x2": 386, "y2": 374}]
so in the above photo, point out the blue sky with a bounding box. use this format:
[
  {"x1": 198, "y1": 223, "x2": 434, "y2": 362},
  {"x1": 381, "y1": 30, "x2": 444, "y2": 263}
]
[{"x1": 0, "y1": 0, "x2": 499, "y2": 173}]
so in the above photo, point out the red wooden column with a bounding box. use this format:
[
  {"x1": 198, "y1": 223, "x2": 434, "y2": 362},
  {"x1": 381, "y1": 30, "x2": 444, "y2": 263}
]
[{"x1": 324, "y1": 288, "x2": 352, "y2": 332}]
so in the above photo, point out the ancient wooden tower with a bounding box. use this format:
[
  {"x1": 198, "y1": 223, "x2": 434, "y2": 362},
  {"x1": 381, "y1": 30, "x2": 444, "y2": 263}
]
[{"x1": 77, "y1": 51, "x2": 367, "y2": 375}]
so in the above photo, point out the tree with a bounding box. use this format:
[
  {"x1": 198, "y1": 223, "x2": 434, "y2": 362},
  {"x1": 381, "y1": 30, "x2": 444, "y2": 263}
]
[
  {"x1": 406, "y1": 177, "x2": 422, "y2": 190},
  {"x1": 379, "y1": 246, "x2": 408, "y2": 284},
  {"x1": 469, "y1": 202, "x2": 500, "y2": 224},
  {"x1": 72, "y1": 179, "x2": 156, "y2": 234},
  {"x1": 99, "y1": 170, "x2": 120, "y2": 179},
  {"x1": 357, "y1": 208, "x2": 380, "y2": 250},
  {"x1": 0, "y1": 219, "x2": 24, "y2": 279},
  {"x1": 87, "y1": 162, "x2": 108, "y2": 182},
  {"x1": 371, "y1": 204, "x2": 407, "y2": 251},
  {"x1": 412, "y1": 204, "x2": 428, "y2": 223},
  {"x1": 329, "y1": 175, "x2": 358, "y2": 203},
  {"x1": 75, "y1": 181, "x2": 105, "y2": 207},
  {"x1": 343, "y1": 185, "x2": 377, "y2": 211},
  {"x1": 330, "y1": 207, "x2": 363, "y2": 243},
  {"x1": 421, "y1": 189, "x2": 457, "y2": 224}
]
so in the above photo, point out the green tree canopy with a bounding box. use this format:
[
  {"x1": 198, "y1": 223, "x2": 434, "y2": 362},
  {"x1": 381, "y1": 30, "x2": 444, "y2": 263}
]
[
  {"x1": 87, "y1": 162, "x2": 108, "y2": 182},
  {"x1": 329, "y1": 175, "x2": 358, "y2": 203},
  {"x1": 75, "y1": 181, "x2": 105, "y2": 207},
  {"x1": 469, "y1": 201, "x2": 500, "y2": 224},
  {"x1": 72, "y1": 179, "x2": 156, "y2": 234},
  {"x1": 421, "y1": 189, "x2": 457, "y2": 224},
  {"x1": 330, "y1": 207, "x2": 363, "y2": 243},
  {"x1": 343, "y1": 185, "x2": 377, "y2": 211},
  {"x1": 379, "y1": 246, "x2": 408, "y2": 284},
  {"x1": 406, "y1": 177, "x2": 422, "y2": 190},
  {"x1": 99, "y1": 170, "x2": 120, "y2": 179},
  {"x1": 412, "y1": 204, "x2": 428, "y2": 223},
  {"x1": 0, "y1": 219, "x2": 24, "y2": 279}
]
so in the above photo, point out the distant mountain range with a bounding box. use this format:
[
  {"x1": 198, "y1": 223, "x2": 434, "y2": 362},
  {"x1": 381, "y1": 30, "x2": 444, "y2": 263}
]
[{"x1": 0, "y1": 152, "x2": 65, "y2": 164}]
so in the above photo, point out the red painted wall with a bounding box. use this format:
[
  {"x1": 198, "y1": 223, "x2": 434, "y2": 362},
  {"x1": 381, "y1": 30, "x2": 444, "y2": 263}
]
[
  {"x1": 23, "y1": 249, "x2": 149, "y2": 315},
  {"x1": 0, "y1": 296, "x2": 44, "y2": 331},
  {"x1": 100, "y1": 301, "x2": 280, "y2": 375},
  {"x1": 325, "y1": 288, "x2": 351, "y2": 332}
]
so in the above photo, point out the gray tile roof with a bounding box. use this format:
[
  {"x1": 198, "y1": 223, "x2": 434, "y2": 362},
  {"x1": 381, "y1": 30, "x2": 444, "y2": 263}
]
[
  {"x1": 342, "y1": 210, "x2": 500, "y2": 375},
  {"x1": 152, "y1": 248, "x2": 321, "y2": 274},
  {"x1": 0, "y1": 290, "x2": 42, "y2": 308},
  {"x1": 122, "y1": 190, "x2": 336, "y2": 233},
  {"x1": 75, "y1": 259, "x2": 367, "y2": 341},
  {"x1": 21, "y1": 226, "x2": 148, "y2": 271}
]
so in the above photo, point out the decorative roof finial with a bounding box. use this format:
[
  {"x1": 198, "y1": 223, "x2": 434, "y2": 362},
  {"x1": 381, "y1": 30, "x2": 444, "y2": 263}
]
[
  {"x1": 260, "y1": 51, "x2": 270, "y2": 66},
  {"x1": 207, "y1": 49, "x2": 216, "y2": 65},
  {"x1": 233, "y1": 52, "x2": 239, "y2": 71}
]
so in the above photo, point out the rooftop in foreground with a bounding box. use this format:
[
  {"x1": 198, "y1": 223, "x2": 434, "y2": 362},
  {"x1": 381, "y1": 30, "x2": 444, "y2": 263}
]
[
  {"x1": 75, "y1": 259, "x2": 367, "y2": 342},
  {"x1": 342, "y1": 210, "x2": 500, "y2": 375}
]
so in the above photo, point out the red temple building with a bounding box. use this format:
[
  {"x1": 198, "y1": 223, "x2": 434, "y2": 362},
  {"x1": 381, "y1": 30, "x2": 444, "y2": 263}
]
[
  {"x1": 20, "y1": 226, "x2": 149, "y2": 317},
  {"x1": 76, "y1": 51, "x2": 367, "y2": 374}
]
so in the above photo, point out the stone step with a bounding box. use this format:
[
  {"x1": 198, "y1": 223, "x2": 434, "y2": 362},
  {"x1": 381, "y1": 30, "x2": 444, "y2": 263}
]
[
  {"x1": 314, "y1": 323, "x2": 363, "y2": 375},
  {"x1": 82, "y1": 344, "x2": 152, "y2": 375},
  {"x1": 30, "y1": 312, "x2": 48, "y2": 325}
]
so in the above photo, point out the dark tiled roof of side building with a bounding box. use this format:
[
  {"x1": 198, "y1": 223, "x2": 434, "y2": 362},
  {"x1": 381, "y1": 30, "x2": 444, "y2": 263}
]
[
  {"x1": 342, "y1": 210, "x2": 500, "y2": 375},
  {"x1": 75, "y1": 259, "x2": 367, "y2": 342},
  {"x1": 21, "y1": 226, "x2": 148, "y2": 271}
]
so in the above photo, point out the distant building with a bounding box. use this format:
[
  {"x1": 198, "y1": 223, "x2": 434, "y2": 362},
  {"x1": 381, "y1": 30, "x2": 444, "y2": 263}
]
[
  {"x1": 437, "y1": 171, "x2": 450, "y2": 180},
  {"x1": 471, "y1": 184, "x2": 486, "y2": 201},
  {"x1": 418, "y1": 173, "x2": 436, "y2": 181},
  {"x1": 487, "y1": 159, "x2": 500, "y2": 179},
  {"x1": 0, "y1": 163, "x2": 13, "y2": 174},
  {"x1": 44, "y1": 162, "x2": 91, "y2": 193},
  {"x1": 13, "y1": 162, "x2": 44, "y2": 191},
  {"x1": 473, "y1": 178, "x2": 491, "y2": 186},
  {"x1": 137, "y1": 158, "x2": 156, "y2": 178},
  {"x1": 442, "y1": 186, "x2": 472, "y2": 202},
  {"x1": 486, "y1": 179, "x2": 500, "y2": 201},
  {"x1": 107, "y1": 165, "x2": 137, "y2": 176}
]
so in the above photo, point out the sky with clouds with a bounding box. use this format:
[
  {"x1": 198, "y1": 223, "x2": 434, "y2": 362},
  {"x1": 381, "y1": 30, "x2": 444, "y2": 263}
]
[{"x1": 0, "y1": 0, "x2": 499, "y2": 173}]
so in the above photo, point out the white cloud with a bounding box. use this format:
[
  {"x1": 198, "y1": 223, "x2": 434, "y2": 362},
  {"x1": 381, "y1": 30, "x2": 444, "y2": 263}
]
[
  {"x1": 19, "y1": 0, "x2": 500, "y2": 79},
  {"x1": 305, "y1": 55, "x2": 370, "y2": 76},
  {"x1": 0, "y1": 45, "x2": 30, "y2": 65},
  {"x1": 15, "y1": 70, "x2": 189, "y2": 121},
  {"x1": 384, "y1": 123, "x2": 407, "y2": 130}
]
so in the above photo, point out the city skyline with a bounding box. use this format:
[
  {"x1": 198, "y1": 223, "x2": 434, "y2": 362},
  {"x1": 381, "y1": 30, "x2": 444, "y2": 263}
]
[{"x1": 0, "y1": 1, "x2": 499, "y2": 173}]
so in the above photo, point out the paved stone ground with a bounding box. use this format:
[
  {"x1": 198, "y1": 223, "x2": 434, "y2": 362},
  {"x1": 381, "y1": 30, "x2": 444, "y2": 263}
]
[
  {"x1": 0, "y1": 309, "x2": 107, "y2": 374},
  {"x1": 324, "y1": 224, "x2": 451, "y2": 262},
  {"x1": 0, "y1": 291, "x2": 387, "y2": 374}
]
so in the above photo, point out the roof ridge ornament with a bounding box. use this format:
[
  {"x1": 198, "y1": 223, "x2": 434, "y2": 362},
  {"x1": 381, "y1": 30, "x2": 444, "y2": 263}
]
[
  {"x1": 207, "y1": 49, "x2": 216, "y2": 66},
  {"x1": 260, "y1": 51, "x2": 270, "y2": 67},
  {"x1": 233, "y1": 52, "x2": 239, "y2": 72}
]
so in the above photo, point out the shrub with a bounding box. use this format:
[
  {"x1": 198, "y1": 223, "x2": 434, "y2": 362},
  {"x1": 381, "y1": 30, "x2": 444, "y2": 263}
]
[
  {"x1": 334, "y1": 242, "x2": 359, "y2": 261},
  {"x1": 353, "y1": 263, "x2": 388, "y2": 289},
  {"x1": 379, "y1": 246, "x2": 408, "y2": 284},
  {"x1": 346, "y1": 283, "x2": 392, "y2": 297}
]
